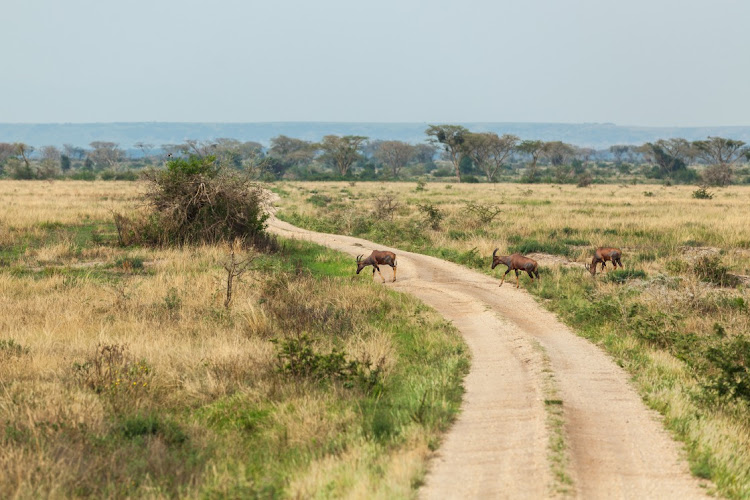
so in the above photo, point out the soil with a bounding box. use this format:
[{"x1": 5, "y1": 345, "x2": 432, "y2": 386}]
[{"x1": 268, "y1": 216, "x2": 711, "y2": 499}]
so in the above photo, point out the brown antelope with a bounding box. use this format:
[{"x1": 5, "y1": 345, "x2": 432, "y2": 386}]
[
  {"x1": 491, "y1": 249, "x2": 539, "y2": 288},
  {"x1": 586, "y1": 247, "x2": 623, "y2": 276},
  {"x1": 356, "y1": 250, "x2": 397, "y2": 283}
]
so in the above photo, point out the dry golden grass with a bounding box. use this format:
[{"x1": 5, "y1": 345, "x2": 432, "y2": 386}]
[{"x1": 0, "y1": 180, "x2": 468, "y2": 498}]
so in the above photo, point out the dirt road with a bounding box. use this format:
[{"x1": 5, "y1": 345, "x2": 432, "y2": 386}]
[{"x1": 268, "y1": 216, "x2": 710, "y2": 499}]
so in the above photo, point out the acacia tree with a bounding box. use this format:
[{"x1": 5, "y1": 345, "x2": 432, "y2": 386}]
[
  {"x1": 63, "y1": 144, "x2": 86, "y2": 160},
  {"x1": 412, "y1": 143, "x2": 437, "y2": 165},
  {"x1": 0, "y1": 143, "x2": 16, "y2": 168},
  {"x1": 426, "y1": 125, "x2": 468, "y2": 182},
  {"x1": 133, "y1": 142, "x2": 155, "y2": 160},
  {"x1": 517, "y1": 140, "x2": 545, "y2": 182},
  {"x1": 693, "y1": 137, "x2": 748, "y2": 186},
  {"x1": 373, "y1": 140, "x2": 415, "y2": 178},
  {"x1": 269, "y1": 135, "x2": 317, "y2": 167},
  {"x1": 89, "y1": 141, "x2": 124, "y2": 170},
  {"x1": 542, "y1": 141, "x2": 576, "y2": 166},
  {"x1": 318, "y1": 135, "x2": 367, "y2": 176},
  {"x1": 39, "y1": 145, "x2": 61, "y2": 178},
  {"x1": 641, "y1": 138, "x2": 693, "y2": 178},
  {"x1": 463, "y1": 132, "x2": 519, "y2": 182}
]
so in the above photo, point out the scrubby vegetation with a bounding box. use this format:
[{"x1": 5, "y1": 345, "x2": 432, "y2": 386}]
[
  {"x1": 0, "y1": 181, "x2": 469, "y2": 498},
  {"x1": 277, "y1": 180, "x2": 750, "y2": 498},
  {"x1": 114, "y1": 155, "x2": 272, "y2": 249}
]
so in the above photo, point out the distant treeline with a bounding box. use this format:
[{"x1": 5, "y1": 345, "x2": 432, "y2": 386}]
[{"x1": 1, "y1": 125, "x2": 749, "y2": 186}]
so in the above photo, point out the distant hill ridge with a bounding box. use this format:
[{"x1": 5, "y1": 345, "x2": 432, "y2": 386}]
[{"x1": 2, "y1": 122, "x2": 750, "y2": 150}]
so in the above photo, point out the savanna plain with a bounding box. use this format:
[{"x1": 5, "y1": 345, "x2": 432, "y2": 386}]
[
  {"x1": 0, "y1": 181, "x2": 468, "y2": 498},
  {"x1": 3, "y1": 179, "x2": 750, "y2": 499},
  {"x1": 277, "y1": 180, "x2": 750, "y2": 499}
]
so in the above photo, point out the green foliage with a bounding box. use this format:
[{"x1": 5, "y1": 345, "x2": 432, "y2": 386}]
[
  {"x1": 693, "y1": 255, "x2": 739, "y2": 287},
  {"x1": 602, "y1": 268, "x2": 647, "y2": 284},
  {"x1": 117, "y1": 414, "x2": 188, "y2": 445},
  {"x1": 692, "y1": 186, "x2": 714, "y2": 199},
  {"x1": 114, "y1": 255, "x2": 145, "y2": 270},
  {"x1": 463, "y1": 201, "x2": 503, "y2": 224},
  {"x1": 307, "y1": 193, "x2": 332, "y2": 207},
  {"x1": 417, "y1": 203, "x2": 443, "y2": 230},
  {"x1": 163, "y1": 287, "x2": 182, "y2": 312},
  {"x1": 100, "y1": 169, "x2": 139, "y2": 181},
  {"x1": 0, "y1": 339, "x2": 30, "y2": 358},
  {"x1": 704, "y1": 334, "x2": 750, "y2": 402},
  {"x1": 70, "y1": 170, "x2": 97, "y2": 181},
  {"x1": 72, "y1": 344, "x2": 152, "y2": 412},
  {"x1": 166, "y1": 154, "x2": 219, "y2": 177},
  {"x1": 509, "y1": 238, "x2": 570, "y2": 257},
  {"x1": 114, "y1": 155, "x2": 272, "y2": 249},
  {"x1": 273, "y1": 335, "x2": 383, "y2": 393}
]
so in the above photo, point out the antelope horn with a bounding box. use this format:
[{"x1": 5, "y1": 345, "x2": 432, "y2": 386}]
[
  {"x1": 492, "y1": 248, "x2": 499, "y2": 258},
  {"x1": 356, "y1": 254, "x2": 362, "y2": 263}
]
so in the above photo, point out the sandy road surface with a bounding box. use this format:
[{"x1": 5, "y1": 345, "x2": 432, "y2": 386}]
[{"x1": 268, "y1": 216, "x2": 710, "y2": 499}]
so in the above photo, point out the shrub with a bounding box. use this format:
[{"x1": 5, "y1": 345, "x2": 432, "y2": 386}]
[
  {"x1": 114, "y1": 155, "x2": 273, "y2": 249},
  {"x1": 576, "y1": 172, "x2": 593, "y2": 187},
  {"x1": 693, "y1": 255, "x2": 739, "y2": 287},
  {"x1": 704, "y1": 335, "x2": 750, "y2": 402},
  {"x1": 702, "y1": 164, "x2": 733, "y2": 187},
  {"x1": 692, "y1": 186, "x2": 714, "y2": 199},
  {"x1": 307, "y1": 194, "x2": 332, "y2": 207},
  {"x1": 272, "y1": 335, "x2": 383, "y2": 393},
  {"x1": 0, "y1": 339, "x2": 30, "y2": 359},
  {"x1": 101, "y1": 169, "x2": 139, "y2": 181},
  {"x1": 373, "y1": 193, "x2": 400, "y2": 220},
  {"x1": 602, "y1": 268, "x2": 647, "y2": 284},
  {"x1": 464, "y1": 201, "x2": 503, "y2": 225},
  {"x1": 114, "y1": 256, "x2": 145, "y2": 271},
  {"x1": 73, "y1": 344, "x2": 152, "y2": 412},
  {"x1": 117, "y1": 414, "x2": 188, "y2": 445},
  {"x1": 417, "y1": 203, "x2": 444, "y2": 230},
  {"x1": 70, "y1": 170, "x2": 97, "y2": 181}
]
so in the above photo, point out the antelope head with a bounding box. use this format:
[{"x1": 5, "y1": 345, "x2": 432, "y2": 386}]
[
  {"x1": 355, "y1": 254, "x2": 366, "y2": 274},
  {"x1": 585, "y1": 262, "x2": 596, "y2": 276},
  {"x1": 491, "y1": 248, "x2": 501, "y2": 269}
]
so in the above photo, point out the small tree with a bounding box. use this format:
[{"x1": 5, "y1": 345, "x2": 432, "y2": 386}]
[
  {"x1": 373, "y1": 140, "x2": 415, "y2": 178},
  {"x1": 89, "y1": 141, "x2": 124, "y2": 171},
  {"x1": 269, "y1": 135, "x2": 317, "y2": 176},
  {"x1": 517, "y1": 140, "x2": 545, "y2": 182},
  {"x1": 426, "y1": 125, "x2": 468, "y2": 182},
  {"x1": 542, "y1": 141, "x2": 576, "y2": 167},
  {"x1": 462, "y1": 132, "x2": 518, "y2": 183},
  {"x1": 318, "y1": 135, "x2": 368, "y2": 176},
  {"x1": 60, "y1": 154, "x2": 72, "y2": 172},
  {"x1": 693, "y1": 137, "x2": 748, "y2": 187},
  {"x1": 641, "y1": 139, "x2": 693, "y2": 179}
]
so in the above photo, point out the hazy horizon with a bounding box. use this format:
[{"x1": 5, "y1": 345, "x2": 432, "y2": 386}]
[{"x1": 2, "y1": 1, "x2": 749, "y2": 127}]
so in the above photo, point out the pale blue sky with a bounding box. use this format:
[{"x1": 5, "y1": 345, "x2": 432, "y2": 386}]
[{"x1": 2, "y1": 0, "x2": 748, "y2": 126}]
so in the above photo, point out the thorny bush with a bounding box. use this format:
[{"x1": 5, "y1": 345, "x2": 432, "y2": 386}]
[
  {"x1": 114, "y1": 154, "x2": 276, "y2": 250},
  {"x1": 272, "y1": 335, "x2": 384, "y2": 393}
]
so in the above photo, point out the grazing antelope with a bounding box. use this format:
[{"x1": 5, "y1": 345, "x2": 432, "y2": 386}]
[
  {"x1": 491, "y1": 249, "x2": 539, "y2": 288},
  {"x1": 586, "y1": 247, "x2": 623, "y2": 276},
  {"x1": 356, "y1": 250, "x2": 397, "y2": 283}
]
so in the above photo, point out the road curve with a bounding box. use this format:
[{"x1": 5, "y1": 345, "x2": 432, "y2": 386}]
[{"x1": 268, "y1": 216, "x2": 710, "y2": 499}]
